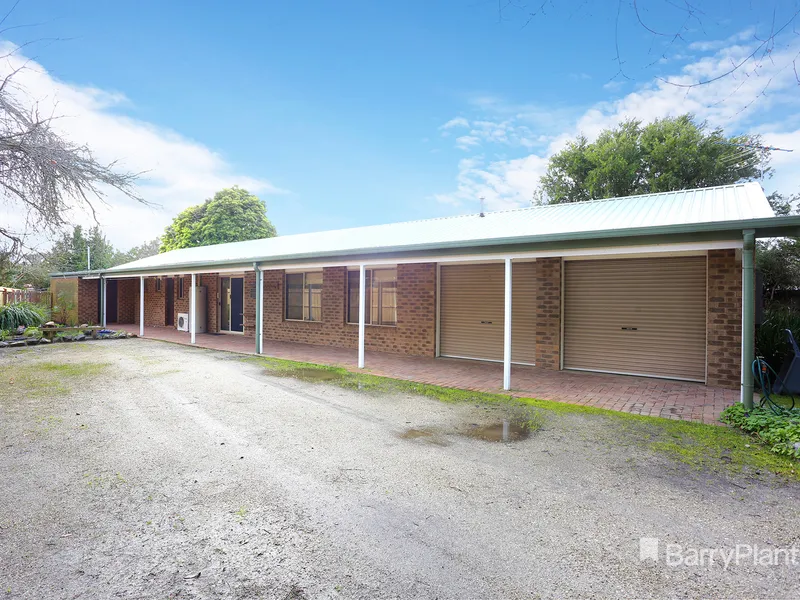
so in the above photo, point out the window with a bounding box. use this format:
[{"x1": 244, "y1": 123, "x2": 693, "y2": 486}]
[
  {"x1": 177, "y1": 277, "x2": 184, "y2": 299},
  {"x1": 155, "y1": 278, "x2": 162, "y2": 292},
  {"x1": 285, "y1": 272, "x2": 323, "y2": 321},
  {"x1": 347, "y1": 268, "x2": 397, "y2": 326}
]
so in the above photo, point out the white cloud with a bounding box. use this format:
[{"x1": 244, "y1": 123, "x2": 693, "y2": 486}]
[
  {"x1": 455, "y1": 135, "x2": 481, "y2": 150},
  {"x1": 436, "y1": 34, "x2": 800, "y2": 211},
  {"x1": 440, "y1": 116, "x2": 469, "y2": 130},
  {"x1": 0, "y1": 42, "x2": 286, "y2": 251},
  {"x1": 434, "y1": 154, "x2": 548, "y2": 210}
]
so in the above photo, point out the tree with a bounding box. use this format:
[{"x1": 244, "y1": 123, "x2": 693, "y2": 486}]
[
  {"x1": 757, "y1": 239, "x2": 800, "y2": 302},
  {"x1": 538, "y1": 115, "x2": 769, "y2": 204},
  {"x1": 160, "y1": 186, "x2": 277, "y2": 252},
  {"x1": 47, "y1": 226, "x2": 116, "y2": 273},
  {"x1": 0, "y1": 56, "x2": 144, "y2": 263},
  {"x1": 111, "y1": 238, "x2": 161, "y2": 267},
  {"x1": 767, "y1": 191, "x2": 799, "y2": 217}
]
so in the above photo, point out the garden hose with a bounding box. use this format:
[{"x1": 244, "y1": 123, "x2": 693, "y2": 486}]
[{"x1": 752, "y1": 356, "x2": 796, "y2": 415}]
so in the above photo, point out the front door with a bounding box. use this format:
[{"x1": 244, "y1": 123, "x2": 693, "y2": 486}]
[
  {"x1": 165, "y1": 277, "x2": 174, "y2": 326},
  {"x1": 221, "y1": 276, "x2": 244, "y2": 333}
]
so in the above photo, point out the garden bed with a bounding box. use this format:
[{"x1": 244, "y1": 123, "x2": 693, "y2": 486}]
[{"x1": 0, "y1": 326, "x2": 136, "y2": 348}]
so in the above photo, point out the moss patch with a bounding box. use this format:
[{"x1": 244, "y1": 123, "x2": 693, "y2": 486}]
[
  {"x1": 246, "y1": 355, "x2": 800, "y2": 481},
  {"x1": 0, "y1": 360, "x2": 111, "y2": 400}
]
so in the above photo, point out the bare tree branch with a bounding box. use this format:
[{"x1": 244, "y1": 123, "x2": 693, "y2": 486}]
[{"x1": 0, "y1": 62, "x2": 148, "y2": 259}]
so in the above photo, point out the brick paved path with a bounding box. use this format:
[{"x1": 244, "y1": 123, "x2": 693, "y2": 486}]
[{"x1": 113, "y1": 325, "x2": 738, "y2": 424}]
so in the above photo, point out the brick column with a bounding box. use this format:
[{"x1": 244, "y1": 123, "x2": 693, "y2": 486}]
[
  {"x1": 243, "y1": 271, "x2": 257, "y2": 337},
  {"x1": 707, "y1": 249, "x2": 743, "y2": 389},
  {"x1": 77, "y1": 278, "x2": 99, "y2": 325},
  {"x1": 201, "y1": 273, "x2": 220, "y2": 333},
  {"x1": 535, "y1": 258, "x2": 562, "y2": 370}
]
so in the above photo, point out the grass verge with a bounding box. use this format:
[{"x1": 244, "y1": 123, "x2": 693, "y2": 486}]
[
  {"x1": 247, "y1": 355, "x2": 800, "y2": 481},
  {"x1": 0, "y1": 360, "x2": 111, "y2": 400}
]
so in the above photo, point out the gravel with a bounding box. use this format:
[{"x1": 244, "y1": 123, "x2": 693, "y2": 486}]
[{"x1": 1, "y1": 339, "x2": 799, "y2": 599}]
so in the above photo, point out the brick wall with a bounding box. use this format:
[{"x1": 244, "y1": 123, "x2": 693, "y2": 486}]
[
  {"x1": 118, "y1": 279, "x2": 137, "y2": 324},
  {"x1": 200, "y1": 273, "x2": 220, "y2": 334},
  {"x1": 707, "y1": 249, "x2": 743, "y2": 389},
  {"x1": 535, "y1": 258, "x2": 562, "y2": 370},
  {"x1": 77, "y1": 278, "x2": 99, "y2": 325},
  {"x1": 243, "y1": 271, "x2": 257, "y2": 336},
  {"x1": 143, "y1": 277, "x2": 166, "y2": 327},
  {"x1": 171, "y1": 275, "x2": 216, "y2": 332},
  {"x1": 246, "y1": 263, "x2": 436, "y2": 356}
]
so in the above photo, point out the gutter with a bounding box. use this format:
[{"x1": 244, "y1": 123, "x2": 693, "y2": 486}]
[{"x1": 55, "y1": 215, "x2": 800, "y2": 278}]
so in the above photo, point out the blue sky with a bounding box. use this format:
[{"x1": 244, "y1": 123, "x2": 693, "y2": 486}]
[{"x1": 4, "y1": 0, "x2": 800, "y2": 248}]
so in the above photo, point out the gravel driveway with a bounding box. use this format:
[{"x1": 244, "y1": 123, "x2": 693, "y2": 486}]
[{"x1": 1, "y1": 340, "x2": 798, "y2": 599}]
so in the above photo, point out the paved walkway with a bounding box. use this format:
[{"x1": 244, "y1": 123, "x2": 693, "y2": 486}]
[{"x1": 111, "y1": 324, "x2": 738, "y2": 424}]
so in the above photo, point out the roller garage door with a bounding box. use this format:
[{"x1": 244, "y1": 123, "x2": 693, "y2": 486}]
[
  {"x1": 439, "y1": 262, "x2": 536, "y2": 364},
  {"x1": 563, "y1": 256, "x2": 707, "y2": 382}
]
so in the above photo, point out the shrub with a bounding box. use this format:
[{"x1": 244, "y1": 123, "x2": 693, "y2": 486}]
[
  {"x1": 0, "y1": 302, "x2": 47, "y2": 330},
  {"x1": 755, "y1": 306, "x2": 800, "y2": 368},
  {"x1": 720, "y1": 403, "x2": 800, "y2": 458}
]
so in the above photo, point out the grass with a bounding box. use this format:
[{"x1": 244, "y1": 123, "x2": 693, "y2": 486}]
[
  {"x1": 0, "y1": 360, "x2": 111, "y2": 400},
  {"x1": 760, "y1": 393, "x2": 798, "y2": 410},
  {"x1": 246, "y1": 355, "x2": 800, "y2": 481}
]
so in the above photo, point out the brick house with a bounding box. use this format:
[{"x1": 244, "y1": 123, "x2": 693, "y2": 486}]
[{"x1": 50, "y1": 183, "x2": 800, "y2": 403}]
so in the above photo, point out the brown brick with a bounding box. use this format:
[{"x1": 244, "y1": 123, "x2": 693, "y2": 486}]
[
  {"x1": 535, "y1": 258, "x2": 561, "y2": 370},
  {"x1": 707, "y1": 249, "x2": 743, "y2": 389}
]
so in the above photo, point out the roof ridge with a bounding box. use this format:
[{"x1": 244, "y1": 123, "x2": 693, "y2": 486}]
[{"x1": 395, "y1": 182, "x2": 758, "y2": 224}]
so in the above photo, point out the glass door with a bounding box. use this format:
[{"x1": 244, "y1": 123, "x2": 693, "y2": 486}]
[
  {"x1": 220, "y1": 276, "x2": 244, "y2": 333},
  {"x1": 221, "y1": 277, "x2": 231, "y2": 331}
]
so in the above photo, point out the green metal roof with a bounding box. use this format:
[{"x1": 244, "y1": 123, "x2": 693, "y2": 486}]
[{"x1": 54, "y1": 182, "x2": 800, "y2": 277}]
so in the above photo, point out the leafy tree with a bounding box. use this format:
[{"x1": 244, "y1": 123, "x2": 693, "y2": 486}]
[
  {"x1": 766, "y1": 191, "x2": 799, "y2": 217},
  {"x1": 0, "y1": 252, "x2": 51, "y2": 289},
  {"x1": 47, "y1": 226, "x2": 116, "y2": 272},
  {"x1": 757, "y1": 239, "x2": 800, "y2": 302},
  {"x1": 160, "y1": 186, "x2": 277, "y2": 252},
  {"x1": 111, "y1": 238, "x2": 161, "y2": 266},
  {"x1": 538, "y1": 115, "x2": 770, "y2": 204}
]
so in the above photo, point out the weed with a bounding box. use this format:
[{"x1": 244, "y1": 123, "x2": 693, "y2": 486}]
[
  {"x1": 0, "y1": 360, "x2": 110, "y2": 401},
  {"x1": 246, "y1": 355, "x2": 800, "y2": 480}
]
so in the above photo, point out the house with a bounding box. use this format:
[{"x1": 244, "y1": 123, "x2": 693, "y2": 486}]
[{"x1": 49, "y1": 182, "x2": 800, "y2": 405}]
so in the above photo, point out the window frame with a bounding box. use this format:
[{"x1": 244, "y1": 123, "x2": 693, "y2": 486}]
[
  {"x1": 155, "y1": 278, "x2": 162, "y2": 293},
  {"x1": 177, "y1": 277, "x2": 184, "y2": 299},
  {"x1": 347, "y1": 268, "x2": 397, "y2": 327},
  {"x1": 284, "y1": 271, "x2": 323, "y2": 322}
]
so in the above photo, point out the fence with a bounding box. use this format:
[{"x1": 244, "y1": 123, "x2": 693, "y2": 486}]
[{"x1": 0, "y1": 288, "x2": 48, "y2": 306}]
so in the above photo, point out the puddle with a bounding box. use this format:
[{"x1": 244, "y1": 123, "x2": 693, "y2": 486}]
[
  {"x1": 463, "y1": 420, "x2": 531, "y2": 442},
  {"x1": 398, "y1": 428, "x2": 451, "y2": 446},
  {"x1": 268, "y1": 368, "x2": 346, "y2": 383}
]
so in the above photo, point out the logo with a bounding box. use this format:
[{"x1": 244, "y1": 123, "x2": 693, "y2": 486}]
[{"x1": 639, "y1": 537, "x2": 800, "y2": 570}]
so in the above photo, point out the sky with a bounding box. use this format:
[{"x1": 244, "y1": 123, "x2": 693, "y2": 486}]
[{"x1": 1, "y1": 0, "x2": 799, "y2": 251}]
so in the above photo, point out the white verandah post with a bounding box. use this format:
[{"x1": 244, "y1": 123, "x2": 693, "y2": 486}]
[
  {"x1": 254, "y1": 264, "x2": 263, "y2": 355},
  {"x1": 139, "y1": 276, "x2": 145, "y2": 337},
  {"x1": 503, "y1": 258, "x2": 512, "y2": 391},
  {"x1": 190, "y1": 273, "x2": 196, "y2": 345},
  {"x1": 101, "y1": 277, "x2": 107, "y2": 328},
  {"x1": 358, "y1": 264, "x2": 366, "y2": 369}
]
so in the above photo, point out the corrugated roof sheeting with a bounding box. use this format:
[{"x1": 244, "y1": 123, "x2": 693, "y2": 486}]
[{"x1": 108, "y1": 182, "x2": 773, "y2": 273}]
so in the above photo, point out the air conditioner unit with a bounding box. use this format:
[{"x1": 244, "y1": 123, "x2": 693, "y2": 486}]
[{"x1": 177, "y1": 312, "x2": 189, "y2": 332}]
